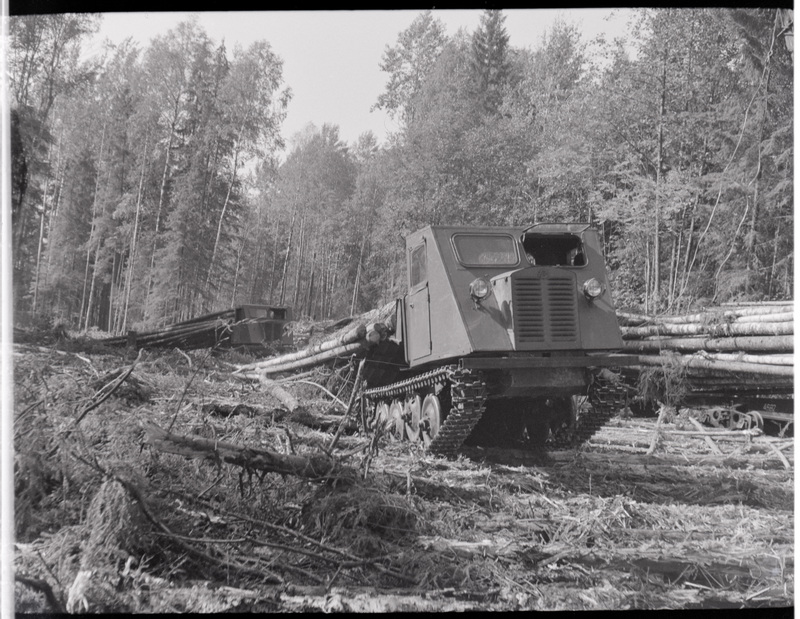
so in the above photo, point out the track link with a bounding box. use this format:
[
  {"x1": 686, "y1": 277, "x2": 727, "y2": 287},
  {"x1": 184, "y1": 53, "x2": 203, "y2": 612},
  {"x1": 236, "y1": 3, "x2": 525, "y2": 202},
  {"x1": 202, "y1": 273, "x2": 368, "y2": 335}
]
[
  {"x1": 548, "y1": 370, "x2": 628, "y2": 449},
  {"x1": 364, "y1": 367, "x2": 627, "y2": 455},
  {"x1": 428, "y1": 368, "x2": 486, "y2": 456},
  {"x1": 364, "y1": 366, "x2": 488, "y2": 457}
]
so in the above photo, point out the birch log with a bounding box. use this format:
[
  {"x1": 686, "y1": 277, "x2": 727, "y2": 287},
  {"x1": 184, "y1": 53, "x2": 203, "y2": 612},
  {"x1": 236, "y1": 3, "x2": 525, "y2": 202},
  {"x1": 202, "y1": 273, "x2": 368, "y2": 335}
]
[
  {"x1": 635, "y1": 354, "x2": 794, "y2": 376},
  {"x1": 621, "y1": 321, "x2": 792, "y2": 339},
  {"x1": 623, "y1": 335, "x2": 793, "y2": 353},
  {"x1": 239, "y1": 325, "x2": 367, "y2": 371},
  {"x1": 257, "y1": 342, "x2": 366, "y2": 376},
  {"x1": 617, "y1": 305, "x2": 792, "y2": 327}
]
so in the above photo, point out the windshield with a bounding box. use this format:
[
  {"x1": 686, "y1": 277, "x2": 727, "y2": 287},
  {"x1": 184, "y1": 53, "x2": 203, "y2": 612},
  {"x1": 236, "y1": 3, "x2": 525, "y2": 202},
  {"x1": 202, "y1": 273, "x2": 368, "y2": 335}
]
[{"x1": 452, "y1": 234, "x2": 519, "y2": 267}]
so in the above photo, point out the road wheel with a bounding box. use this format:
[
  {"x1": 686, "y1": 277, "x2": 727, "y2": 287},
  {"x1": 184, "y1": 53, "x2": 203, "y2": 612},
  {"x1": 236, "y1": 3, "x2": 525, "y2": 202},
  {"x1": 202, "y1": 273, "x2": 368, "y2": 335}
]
[
  {"x1": 375, "y1": 401, "x2": 390, "y2": 431},
  {"x1": 388, "y1": 399, "x2": 405, "y2": 440},
  {"x1": 421, "y1": 394, "x2": 442, "y2": 447},
  {"x1": 405, "y1": 394, "x2": 421, "y2": 442}
]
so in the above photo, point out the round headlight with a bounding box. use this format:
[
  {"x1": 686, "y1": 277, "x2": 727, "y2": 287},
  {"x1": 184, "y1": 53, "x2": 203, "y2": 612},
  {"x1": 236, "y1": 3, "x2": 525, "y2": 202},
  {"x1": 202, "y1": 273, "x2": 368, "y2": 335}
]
[
  {"x1": 583, "y1": 278, "x2": 604, "y2": 300},
  {"x1": 469, "y1": 278, "x2": 491, "y2": 299}
]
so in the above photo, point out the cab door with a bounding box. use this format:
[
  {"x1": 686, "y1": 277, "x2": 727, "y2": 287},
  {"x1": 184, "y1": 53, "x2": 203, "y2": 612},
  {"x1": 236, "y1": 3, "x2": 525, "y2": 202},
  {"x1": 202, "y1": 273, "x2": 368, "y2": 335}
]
[{"x1": 405, "y1": 241, "x2": 432, "y2": 362}]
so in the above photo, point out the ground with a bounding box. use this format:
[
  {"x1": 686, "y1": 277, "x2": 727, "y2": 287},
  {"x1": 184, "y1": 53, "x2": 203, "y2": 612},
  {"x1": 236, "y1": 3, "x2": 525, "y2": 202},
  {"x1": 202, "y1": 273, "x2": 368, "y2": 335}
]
[{"x1": 11, "y1": 338, "x2": 794, "y2": 613}]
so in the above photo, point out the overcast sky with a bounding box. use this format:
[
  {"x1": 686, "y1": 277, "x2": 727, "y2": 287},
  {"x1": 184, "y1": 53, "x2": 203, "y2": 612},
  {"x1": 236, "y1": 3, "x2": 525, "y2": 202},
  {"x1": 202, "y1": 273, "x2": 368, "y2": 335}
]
[{"x1": 82, "y1": 9, "x2": 633, "y2": 151}]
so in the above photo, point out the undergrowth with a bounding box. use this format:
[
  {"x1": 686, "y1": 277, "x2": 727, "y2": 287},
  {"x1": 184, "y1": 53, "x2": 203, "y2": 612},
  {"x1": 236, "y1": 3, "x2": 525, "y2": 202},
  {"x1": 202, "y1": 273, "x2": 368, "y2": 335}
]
[{"x1": 12, "y1": 346, "x2": 794, "y2": 612}]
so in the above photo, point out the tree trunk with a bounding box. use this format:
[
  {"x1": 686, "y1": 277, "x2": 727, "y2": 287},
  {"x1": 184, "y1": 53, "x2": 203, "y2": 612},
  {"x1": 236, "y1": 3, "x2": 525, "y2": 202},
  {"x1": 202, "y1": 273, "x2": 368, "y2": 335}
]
[
  {"x1": 145, "y1": 114, "x2": 178, "y2": 314},
  {"x1": 652, "y1": 43, "x2": 668, "y2": 312},
  {"x1": 142, "y1": 422, "x2": 356, "y2": 484},
  {"x1": 712, "y1": 198, "x2": 751, "y2": 302},
  {"x1": 745, "y1": 12, "x2": 779, "y2": 276},
  {"x1": 122, "y1": 135, "x2": 149, "y2": 334},
  {"x1": 31, "y1": 142, "x2": 52, "y2": 314},
  {"x1": 230, "y1": 233, "x2": 247, "y2": 308},
  {"x1": 766, "y1": 222, "x2": 781, "y2": 297},
  {"x1": 79, "y1": 123, "x2": 106, "y2": 327},
  {"x1": 305, "y1": 249, "x2": 317, "y2": 319},
  {"x1": 292, "y1": 211, "x2": 306, "y2": 311},
  {"x1": 267, "y1": 217, "x2": 281, "y2": 303},
  {"x1": 667, "y1": 228, "x2": 678, "y2": 309},
  {"x1": 205, "y1": 141, "x2": 241, "y2": 304},
  {"x1": 351, "y1": 234, "x2": 368, "y2": 316},
  {"x1": 278, "y1": 206, "x2": 297, "y2": 306},
  {"x1": 43, "y1": 146, "x2": 66, "y2": 300}
]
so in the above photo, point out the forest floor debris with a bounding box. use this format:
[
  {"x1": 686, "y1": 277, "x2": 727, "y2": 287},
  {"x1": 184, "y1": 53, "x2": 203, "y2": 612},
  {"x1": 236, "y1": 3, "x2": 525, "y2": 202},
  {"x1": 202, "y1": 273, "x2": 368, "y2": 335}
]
[{"x1": 12, "y1": 341, "x2": 793, "y2": 612}]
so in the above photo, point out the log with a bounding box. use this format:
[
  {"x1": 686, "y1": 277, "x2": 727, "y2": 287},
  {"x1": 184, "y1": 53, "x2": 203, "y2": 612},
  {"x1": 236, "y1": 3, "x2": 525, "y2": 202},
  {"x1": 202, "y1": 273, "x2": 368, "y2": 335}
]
[
  {"x1": 202, "y1": 403, "x2": 264, "y2": 417},
  {"x1": 259, "y1": 378, "x2": 302, "y2": 411},
  {"x1": 365, "y1": 322, "x2": 388, "y2": 344},
  {"x1": 617, "y1": 304, "x2": 792, "y2": 326},
  {"x1": 258, "y1": 342, "x2": 367, "y2": 375},
  {"x1": 733, "y1": 312, "x2": 795, "y2": 323},
  {"x1": 239, "y1": 324, "x2": 367, "y2": 371},
  {"x1": 417, "y1": 536, "x2": 517, "y2": 559},
  {"x1": 142, "y1": 422, "x2": 356, "y2": 484},
  {"x1": 611, "y1": 528, "x2": 794, "y2": 544},
  {"x1": 635, "y1": 354, "x2": 794, "y2": 376},
  {"x1": 616, "y1": 311, "x2": 654, "y2": 326},
  {"x1": 621, "y1": 321, "x2": 793, "y2": 339},
  {"x1": 686, "y1": 375, "x2": 794, "y2": 386},
  {"x1": 623, "y1": 335, "x2": 793, "y2": 353},
  {"x1": 284, "y1": 409, "x2": 360, "y2": 433},
  {"x1": 631, "y1": 364, "x2": 793, "y2": 381},
  {"x1": 720, "y1": 301, "x2": 793, "y2": 307},
  {"x1": 688, "y1": 352, "x2": 794, "y2": 366},
  {"x1": 546, "y1": 450, "x2": 788, "y2": 469}
]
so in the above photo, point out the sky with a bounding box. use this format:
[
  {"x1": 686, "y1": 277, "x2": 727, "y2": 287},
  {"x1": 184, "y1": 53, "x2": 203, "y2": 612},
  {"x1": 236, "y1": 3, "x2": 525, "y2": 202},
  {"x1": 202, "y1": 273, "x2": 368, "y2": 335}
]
[{"x1": 84, "y1": 9, "x2": 634, "y2": 152}]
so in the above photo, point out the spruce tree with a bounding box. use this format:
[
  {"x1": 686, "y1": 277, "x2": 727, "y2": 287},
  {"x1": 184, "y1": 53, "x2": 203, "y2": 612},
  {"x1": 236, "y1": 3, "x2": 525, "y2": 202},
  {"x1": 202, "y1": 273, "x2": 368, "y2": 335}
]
[{"x1": 470, "y1": 9, "x2": 512, "y2": 114}]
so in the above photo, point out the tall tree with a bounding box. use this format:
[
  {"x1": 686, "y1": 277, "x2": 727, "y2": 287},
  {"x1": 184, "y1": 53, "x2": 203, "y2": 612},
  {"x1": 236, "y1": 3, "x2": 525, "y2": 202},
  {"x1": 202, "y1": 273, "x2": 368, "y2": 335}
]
[
  {"x1": 373, "y1": 10, "x2": 447, "y2": 127},
  {"x1": 9, "y1": 13, "x2": 99, "y2": 315},
  {"x1": 470, "y1": 9, "x2": 512, "y2": 114},
  {"x1": 269, "y1": 124, "x2": 357, "y2": 319},
  {"x1": 203, "y1": 40, "x2": 290, "y2": 308}
]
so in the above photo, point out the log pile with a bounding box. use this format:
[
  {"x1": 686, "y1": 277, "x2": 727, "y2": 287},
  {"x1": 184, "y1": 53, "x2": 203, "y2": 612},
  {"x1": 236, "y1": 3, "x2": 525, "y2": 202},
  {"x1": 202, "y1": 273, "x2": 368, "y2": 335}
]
[
  {"x1": 99, "y1": 309, "x2": 237, "y2": 349},
  {"x1": 234, "y1": 302, "x2": 395, "y2": 379},
  {"x1": 618, "y1": 302, "x2": 794, "y2": 403}
]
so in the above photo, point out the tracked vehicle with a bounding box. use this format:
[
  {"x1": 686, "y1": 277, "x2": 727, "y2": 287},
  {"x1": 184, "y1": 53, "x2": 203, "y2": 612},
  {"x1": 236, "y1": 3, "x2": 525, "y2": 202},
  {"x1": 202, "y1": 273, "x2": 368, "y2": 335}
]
[{"x1": 364, "y1": 223, "x2": 638, "y2": 456}]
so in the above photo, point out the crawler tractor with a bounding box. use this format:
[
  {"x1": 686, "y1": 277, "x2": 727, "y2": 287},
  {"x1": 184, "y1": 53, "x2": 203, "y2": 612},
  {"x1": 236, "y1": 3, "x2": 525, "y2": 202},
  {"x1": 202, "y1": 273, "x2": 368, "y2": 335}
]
[{"x1": 363, "y1": 223, "x2": 638, "y2": 456}]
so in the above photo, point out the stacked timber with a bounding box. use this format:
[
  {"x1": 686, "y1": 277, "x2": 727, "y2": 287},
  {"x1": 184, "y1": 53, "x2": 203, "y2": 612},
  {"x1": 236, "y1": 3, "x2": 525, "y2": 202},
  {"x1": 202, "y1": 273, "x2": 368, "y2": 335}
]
[
  {"x1": 100, "y1": 309, "x2": 237, "y2": 349},
  {"x1": 618, "y1": 302, "x2": 794, "y2": 400}
]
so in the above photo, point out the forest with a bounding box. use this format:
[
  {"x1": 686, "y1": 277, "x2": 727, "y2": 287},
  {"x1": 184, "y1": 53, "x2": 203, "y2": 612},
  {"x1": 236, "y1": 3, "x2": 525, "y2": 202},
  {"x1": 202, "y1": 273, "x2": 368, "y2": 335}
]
[{"x1": 8, "y1": 8, "x2": 794, "y2": 332}]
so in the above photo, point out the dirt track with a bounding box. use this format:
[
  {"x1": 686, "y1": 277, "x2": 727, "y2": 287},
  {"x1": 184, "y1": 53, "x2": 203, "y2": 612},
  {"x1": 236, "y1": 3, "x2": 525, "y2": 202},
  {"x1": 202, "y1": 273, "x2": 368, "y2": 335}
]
[{"x1": 12, "y1": 344, "x2": 794, "y2": 612}]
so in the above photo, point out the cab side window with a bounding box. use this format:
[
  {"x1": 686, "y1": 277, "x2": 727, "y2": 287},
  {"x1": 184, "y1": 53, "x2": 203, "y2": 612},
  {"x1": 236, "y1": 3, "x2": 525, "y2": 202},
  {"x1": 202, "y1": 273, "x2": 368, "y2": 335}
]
[{"x1": 410, "y1": 243, "x2": 427, "y2": 288}]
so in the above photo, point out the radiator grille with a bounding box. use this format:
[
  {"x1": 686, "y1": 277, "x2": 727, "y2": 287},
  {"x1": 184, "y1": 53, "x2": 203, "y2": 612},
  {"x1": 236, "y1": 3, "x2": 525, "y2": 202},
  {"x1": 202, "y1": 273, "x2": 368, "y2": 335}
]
[{"x1": 513, "y1": 275, "x2": 578, "y2": 346}]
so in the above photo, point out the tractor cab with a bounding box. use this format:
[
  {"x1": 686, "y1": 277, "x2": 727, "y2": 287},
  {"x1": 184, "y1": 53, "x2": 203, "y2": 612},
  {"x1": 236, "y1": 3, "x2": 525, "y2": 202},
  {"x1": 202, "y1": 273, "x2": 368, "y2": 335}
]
[{"x1": 394, "y1": 224, "x2": 624, "y2": 369}]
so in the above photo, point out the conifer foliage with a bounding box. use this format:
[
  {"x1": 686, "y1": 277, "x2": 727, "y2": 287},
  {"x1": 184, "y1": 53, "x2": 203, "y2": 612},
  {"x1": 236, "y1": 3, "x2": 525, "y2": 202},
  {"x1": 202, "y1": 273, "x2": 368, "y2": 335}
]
[{"x1": 469, "y1": 9, "x2": 512, "y2": 114}]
